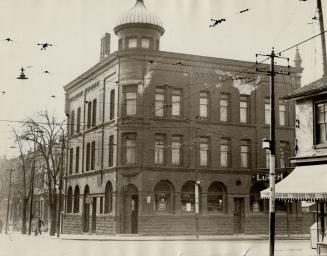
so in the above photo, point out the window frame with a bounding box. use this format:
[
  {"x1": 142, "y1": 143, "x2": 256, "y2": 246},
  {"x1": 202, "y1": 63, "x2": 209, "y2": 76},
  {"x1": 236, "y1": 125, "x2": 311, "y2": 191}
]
[
  {"x1": 75, "y1": 146, "x2": 80, "y2": 173},
  {"x1": 199, "y1": 137, "x2": 209, "y2": 167},
  {"x1": 279, "y1": 100, "x2": 286, "y2": 126},
  {"x1": 171, "y1": 135, "x2": 183, "y2": 166},
  {"x1": 220, "y1": 138, "x2": 231, "y2": 168},
  {"x1": 199, "y1": 92, "x2": 209, "y2": 119},
  {"x1": 154, "y1": 87, "x2": 166, "y2": 117},
  {"x1": 265, "y1": 97, "x2": 271, "y2": 125},
  {"x1": 220, "y1": 93, "x2": 230, "y2": 122},
  {"x1": 154, "y1": 134, "x2": 166, "y2": 165},
  {"x1": 240, "y1": 95, "x2": 249, "y2": 123},
  {"x1": 122, "y1": 133, "x2": 137, "y2": 165},
  {"x1": 171, "y1": 88, "x2": 182, "y2": 118},
  {"x1": 124, "y1": 87, "x2": 137, "y2": 116},
  {"x1": 314, "y1": 100, "x2": 327, "y2": 145},
  {"x1": 240, "y1": 139, "x2": 250, "y2": 168}
]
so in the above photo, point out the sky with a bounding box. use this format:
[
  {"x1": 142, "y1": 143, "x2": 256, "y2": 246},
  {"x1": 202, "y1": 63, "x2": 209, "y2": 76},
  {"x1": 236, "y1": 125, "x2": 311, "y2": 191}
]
[{"x1": 0, "y1": 0, "x2": 326, "y2": 157}]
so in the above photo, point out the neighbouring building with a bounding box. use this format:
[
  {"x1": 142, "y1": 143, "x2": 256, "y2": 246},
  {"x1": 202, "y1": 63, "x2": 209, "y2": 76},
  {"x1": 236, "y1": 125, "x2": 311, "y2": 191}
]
[
  {"x1": 262, "y1": 75, "x2": 327, "y2": 239},
  {"x1": 63, "y1": 0, "x2": 305, "y2": 235}
]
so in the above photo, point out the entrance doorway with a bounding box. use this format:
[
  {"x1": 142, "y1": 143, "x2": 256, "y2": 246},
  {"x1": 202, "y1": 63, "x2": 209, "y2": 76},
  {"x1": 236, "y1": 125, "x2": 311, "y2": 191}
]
[
  {"x1": 123, "y1": 184, "x2": 139, "y2": 234},
  {"x1": 234, "y1": 197, "x2": 245, "y2": 234},
  {"x1": 91, "y1": 197, "x2": 97, "y2": 233},
  {"x1": 83, "y1": 185, "x2": 90, "y2": 232}
]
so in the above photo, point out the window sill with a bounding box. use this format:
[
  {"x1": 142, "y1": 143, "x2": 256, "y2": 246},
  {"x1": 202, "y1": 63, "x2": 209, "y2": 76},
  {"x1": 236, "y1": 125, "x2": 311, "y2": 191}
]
[{"x1": 313, "y1": 143, "x2": 327, "y2": 149}]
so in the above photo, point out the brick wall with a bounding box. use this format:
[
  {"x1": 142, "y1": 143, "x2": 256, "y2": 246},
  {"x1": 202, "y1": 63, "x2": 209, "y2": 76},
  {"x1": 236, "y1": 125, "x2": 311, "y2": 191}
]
[
  {"x1": 245, "y1": 214, "x2": 304, "y2": 234},
  {"x1": 62, "y1": 214, "x2": 83, "y2": 234},
  {"x1": 95, "y1": 215, "x2": 117, "y2": 234},
  {"x1": 139, "y1": 215, "x2": 234, "y2": 235}
]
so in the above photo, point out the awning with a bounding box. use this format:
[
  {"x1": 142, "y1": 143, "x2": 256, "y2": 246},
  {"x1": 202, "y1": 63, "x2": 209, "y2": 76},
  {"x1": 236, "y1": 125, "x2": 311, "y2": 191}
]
[{"x1": 261, "y1": 164, "x2": 327, "y2": 201}]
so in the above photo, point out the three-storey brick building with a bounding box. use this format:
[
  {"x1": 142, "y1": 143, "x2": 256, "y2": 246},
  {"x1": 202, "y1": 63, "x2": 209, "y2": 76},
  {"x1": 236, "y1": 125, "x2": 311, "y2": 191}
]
[{"x1": 63, "y1": 0, "x2": 304, "y2": 235}]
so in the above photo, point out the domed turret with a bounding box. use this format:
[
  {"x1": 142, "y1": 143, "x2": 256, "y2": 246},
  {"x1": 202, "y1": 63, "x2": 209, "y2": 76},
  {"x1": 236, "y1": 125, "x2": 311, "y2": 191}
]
[{"x1": 114, "y1": 0, "x2": 165, "y2": 51}]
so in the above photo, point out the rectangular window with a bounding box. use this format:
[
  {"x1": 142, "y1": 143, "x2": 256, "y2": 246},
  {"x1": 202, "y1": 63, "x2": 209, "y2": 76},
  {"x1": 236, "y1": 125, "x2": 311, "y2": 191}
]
[
  {"x1": 220, "y1": 138, "x2": 230, "y2": 167},
  {"x1": 92, "y1": 99, "x2": 97, "y2": 127},
  {"x1": 155, "y1": 87, "x2": 165, "y2": 117},
  {"x1": 109, "y1": 135, "x2": 114, "y2": 167},
  {"x1": 69, "y1": 148, "x2": 73, "y2": 174},
  {"x1": 125, "y1": 91, "x2": 137, "y2": 116},
  {"x1": 240, "y1": 95, "x2": 249, "y2": 123},
  {"x1": 91, "y1": 141, "x2": 96, "y2": 170},
  {"x1": 265, "y1": 98, "x2": 271, "y2": 125},
  {"x1": 265, "y1": 149, "x2": 270, "y2": 169},
  {"x1": 279, "y1": 101, "x2": 286, "y2": 126},
  {"x1": 86, "y1": 143, "x2": 90, "y2": 171},
  {"x1": 87, "y1": 101, "x2": 92, "y2": 129},
  {"x1": 316, "y1": 102, "x2": 327, "y2": 144},
  {"x1": 172, "y1": 89, "x2": 181, "y2": 117},
  {"x1": 70, "y1": 110, "x2": 75, "y2": 135},
  {"x1": 240, "y1": 140, "x2": 250, "y2": 168},
  {"x1": 100, "y1": 197, "x2": 103, "y2": 214},
  {"x1": 280, "y1": 141, "x2": 289, "y2": 169},
  {"x1": 123, "y1": 133, "x2": 136, "y2": 164},
  {"x1": 141, "y1": 38, "x2": 150, "y2": 48},
  {"x1": 154, "y1": 134, "x2": 165, "y2": 164},
  {"x1": 199, "y1": 137, "x2": 209, "y2": 166},
  {"x1": 110, "y1": 89, "x2": 115, "y2": 120},
  {"x1": 128, "y1": 38, "x2": 137, "y2": 48},
  {"x1": 220, "y1": 93, "x2": 229, "y2": 122},
  {"x1": 77, "y1": 107, "x2": 81, "y2": 133},
  {"x1": 75, "y1": 147, "x2": 80, "y2": 173},
  {"x1": 199, "y1": 92, "x2": 208, "y2": 118},
  {"x1": 172, "y1": 135, "x2": 182, "y2": 166}
]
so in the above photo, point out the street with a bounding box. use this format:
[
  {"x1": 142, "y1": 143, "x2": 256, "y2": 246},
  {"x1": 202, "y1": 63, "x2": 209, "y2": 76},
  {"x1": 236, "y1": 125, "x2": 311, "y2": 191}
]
[{"x1": 0, "y1": 233, "x2": 318, "y2": 256}]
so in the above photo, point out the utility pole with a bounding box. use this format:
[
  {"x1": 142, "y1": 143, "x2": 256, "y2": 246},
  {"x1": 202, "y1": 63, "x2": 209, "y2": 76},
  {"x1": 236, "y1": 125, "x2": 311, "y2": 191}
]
[
  {"x1": 28, "y1": 145, "x2": 36, "y2": 235},
  {"x1": 256, "y1": 48, "x2": 290, "y2": 256},
  {"x1": 5, "y1": 168, "x2": 14, "y2": 234},
  {"x1": 317, "y1": 0, "x2": 327, "y2": 76},
  {"x1": 194, "y1": 128, "x2": 200, "y2": 240},
  {"x1": 57, "y1": 134, "x2": 65, "y2": 237}
]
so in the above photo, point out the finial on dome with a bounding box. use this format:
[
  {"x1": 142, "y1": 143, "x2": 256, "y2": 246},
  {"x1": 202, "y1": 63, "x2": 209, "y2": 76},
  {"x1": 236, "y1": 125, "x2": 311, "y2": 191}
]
[{"x1": 294, "y1": 46, "x2": 302, "y2": 68}]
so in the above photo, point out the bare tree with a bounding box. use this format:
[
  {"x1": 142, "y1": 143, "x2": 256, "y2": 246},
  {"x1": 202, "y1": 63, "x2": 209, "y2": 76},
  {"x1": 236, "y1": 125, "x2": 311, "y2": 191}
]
[
  {"x1": 12, "y1": 128, "x2": 33, "y2": 234},
  {"x1": 23, "y1": 111, "x2": 65, "y2": 236}
]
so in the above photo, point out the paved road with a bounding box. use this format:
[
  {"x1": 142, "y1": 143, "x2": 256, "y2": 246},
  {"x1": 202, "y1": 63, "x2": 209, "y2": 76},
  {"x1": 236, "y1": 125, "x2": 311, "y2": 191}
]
[{"x1": 0, "y1": 233, "x2": 318, "y2": 256}]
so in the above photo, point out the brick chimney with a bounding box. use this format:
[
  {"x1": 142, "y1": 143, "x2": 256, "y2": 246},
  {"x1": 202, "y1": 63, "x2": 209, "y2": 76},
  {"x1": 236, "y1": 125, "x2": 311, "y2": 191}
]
[{"x1": 100, "y1": 33, "x2": 111, "y2": 61}]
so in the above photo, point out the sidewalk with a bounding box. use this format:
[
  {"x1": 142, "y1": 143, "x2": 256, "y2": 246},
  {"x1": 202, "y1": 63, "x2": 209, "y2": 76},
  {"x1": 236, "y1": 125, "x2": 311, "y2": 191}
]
[{"x1": 59, "y1": 233, "x2": 311, "y2": 241}]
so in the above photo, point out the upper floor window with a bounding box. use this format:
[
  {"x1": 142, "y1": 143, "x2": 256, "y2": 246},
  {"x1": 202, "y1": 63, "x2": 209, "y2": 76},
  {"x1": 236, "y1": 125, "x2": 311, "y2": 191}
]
[
  {"x1": 199, "y1": 92, "x2": 208, "y2": 118},
  {"x1": 70, "y1": 110, "x2": 75, "y2": 135},
  {"x1": 280, "y1": 141, "x2": 289, "y2": 169},
  {"x1": 240, "y1": 95, "x2": 249, "y2": 123},
  {"x1": 87, "y1": 101, "x2": 92, "y2": 129},
  {"x1": 172, "y1": 89, "x2": 181, "y2": 117},
  {"x1": 265, "y1": 97, "x2": 271, "y2": 125},
  {"x1": 122, "y1": 133, "x2": 136, "y2": 164},
  {"x1": 110, "y1": 89, "x2": 115, "y2": 120},
  {"x1": 92, "y1": 99, "x2": 97, "y2": 127},
  {"x1": 220, "y1": 93, "x2": 229, "y2": 122},
  {"x1": 155, "y1": 87, "x2": 165, "y2": 117},
  {"x1": 279, "y1": 100, "x2": 286, "y2": 126},
  {"x1": 141, "y1": 38, "x2": 150, "y2": 48},
  {"x1": 108, "y1": 135, "x2": 114, "y2": 167},
  {"x1": 76, "y1": 107, "x2": 81, "y2": 133},
  {"x1": 69, "y1": 148, "x2": 73, "y2": 174},
  {"x1": 154, "y1": 134, "x2": 165, "y2": 164},
  {"x1": 86, "y1": 142, "x2": 91, "y2": 171},
  {"x1": 316, "y1": 101, "x2": 327, "y2": 144},
  {"x1": 199, "y1": 137, "x2": 209, "y2": 167},
  {"x1": 172, "y1": 135, "x2": 182, "y2": 166},
  {"x1": 91, "y1": 141, "x2": 96, "y2": 170},
  {"x1": 125, "y1": 89, "x2": 137, "y2": 116},
  {"x1": 75, "y1": 146, "x2": 80, "y2": 173},
  {"x1": 240, "y1": 140, "x2": 250, "y2": 168},
  {"x1": 220, "y1": 138, "x2": 230, "y2": 167},
  {"x1": 128, "y1": 38, "x2": 137, "y2": 48}
]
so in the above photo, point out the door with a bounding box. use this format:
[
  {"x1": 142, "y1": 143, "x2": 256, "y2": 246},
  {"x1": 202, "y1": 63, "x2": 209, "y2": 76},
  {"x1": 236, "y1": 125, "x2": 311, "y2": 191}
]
[
  {"x1": 234, "y1": 198, "x2": 245, "y2": 234},
  {"x1": 123, "y1": 184, "x2": 139, "y2": 234},
  {"x1": 91, "y1": 197, "x2": 97, "y2": 233}
]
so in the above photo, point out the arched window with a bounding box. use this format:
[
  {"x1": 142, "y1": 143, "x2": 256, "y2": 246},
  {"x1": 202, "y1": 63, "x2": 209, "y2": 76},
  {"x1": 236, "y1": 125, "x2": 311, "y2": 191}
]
[
  {"x1": 207, "y1": 182, "x2": 227, "y2": 212},
  {"x1": 67, "y1": 186, "x2": 73, "y2": 213},
  {"x1": 104, "y1": 182, "x2": 112, "y2": 213},
  {"x1": 181, "y1": 181, "x2": 201, "y2": 213},
  {"x1": 250, "y1": 183, "x2": 267, "y2": 212},
  {"x1": 73, "y1": 185, "x2": 80, "y2": 213},
  {"x1": 154, "y1": 180, "x2": 174, "y2": 213}
]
